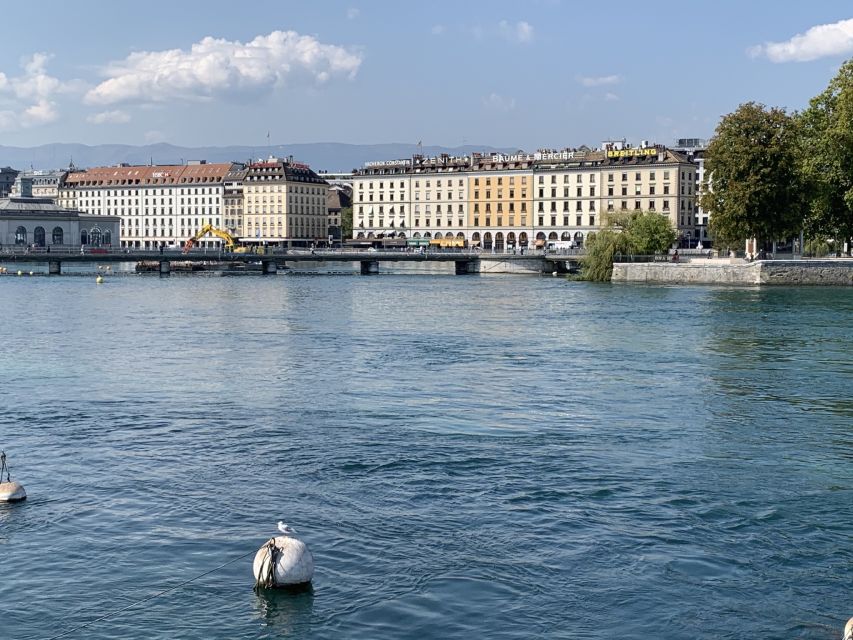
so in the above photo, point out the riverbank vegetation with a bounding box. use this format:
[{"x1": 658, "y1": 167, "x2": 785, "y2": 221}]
[
  {"x1": 581, "y1": 211, "x2": 676, "y2": 281},
  {"x1": 702, "y1": 59, "x2": 853, "y2": 255}
]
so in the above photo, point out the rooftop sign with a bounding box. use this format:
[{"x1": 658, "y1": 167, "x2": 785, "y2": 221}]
[
  {"x1": 606, "y1": 148, "x2": 658, "y2": 158},
  {"x1": 365, "y1": 159, "x2": 412, "y2": 168}
]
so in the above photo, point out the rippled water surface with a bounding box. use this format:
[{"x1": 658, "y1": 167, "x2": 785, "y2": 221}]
[{"x1": 1, "y1": 273, "x2": 852, "y2": 639}]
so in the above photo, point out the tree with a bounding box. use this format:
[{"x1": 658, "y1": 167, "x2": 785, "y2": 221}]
[
  {"x1": 701, "y1": 102, "x2": 805, "y2": 249},
  {"x1": 798, "y1": 60, "x2": 853, "y2": 252},
  {"x1": 620, "y1": 210, "x2": 677, "y2": 255},
  {"x1": 340, "y1": 206, "x2": 353, "y2": 240},
  {"x1": 580, "y1": 211, "x2": 676, "y2": 281}
]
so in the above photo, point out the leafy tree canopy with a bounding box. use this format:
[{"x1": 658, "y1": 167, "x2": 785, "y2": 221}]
[{"x1": 701, "y1": 102, "x2": 805, "y2": 247}]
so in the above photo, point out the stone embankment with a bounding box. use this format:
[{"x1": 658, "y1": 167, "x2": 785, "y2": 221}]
[{"x1": 611, "y1": 259, "x2": 853, "y2": 286}]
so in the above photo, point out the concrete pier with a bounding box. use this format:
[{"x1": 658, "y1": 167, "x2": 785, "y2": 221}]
[
  {"x1": 262, "y1": 260, "x2": 277, "y2": 275},
  {"x1": 159, "y1": 260, "x2": 171, "y2": 275},
  {"x1": 360, "y1": 260, "x2": 380, "y2": 275},
  {"x1": 48, "y1": 260, "x2": 61, "y2": 275},
  {"x1": 455, "y1": 259, "x2": 480, "y2": 275}
]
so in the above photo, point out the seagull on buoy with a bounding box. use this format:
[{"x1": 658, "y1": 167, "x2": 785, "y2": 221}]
[{"x1": 277, "y1": 521, "x2": 297, "y2": 536}]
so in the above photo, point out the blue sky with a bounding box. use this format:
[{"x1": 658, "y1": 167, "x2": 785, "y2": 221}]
[{"x1": 1, "y1": 0, "x2": 852, "y2": 150}]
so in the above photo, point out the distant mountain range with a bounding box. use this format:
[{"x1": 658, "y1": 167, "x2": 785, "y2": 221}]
[{"x1": 0, "y1": 142, "x2": 519, "y2": 173}]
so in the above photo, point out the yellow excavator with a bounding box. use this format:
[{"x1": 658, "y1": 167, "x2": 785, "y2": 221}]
[{"x1": 183, "y1": 224, "x2": 249, "y2": 253}]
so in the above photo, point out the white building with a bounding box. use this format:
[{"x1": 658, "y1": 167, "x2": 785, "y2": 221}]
[{"x1": 58, "y1": 161, "x2": 240, "y2": 249}]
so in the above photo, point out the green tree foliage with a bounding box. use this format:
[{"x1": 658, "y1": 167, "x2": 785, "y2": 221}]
[
  {"x1": 341, "y1": 206, "x2": 353, "y2": 239},
  {"x1": 799, "y1": 60, "x2": 853, "y2": 250},
  {"x1": 581, "y1": 211, "x2": 676, "y2": 281},
  {"x1": 701, "y1": 102, "x2": 805, "y2": 248}
]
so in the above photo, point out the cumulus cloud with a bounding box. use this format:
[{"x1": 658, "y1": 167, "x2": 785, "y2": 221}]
[
  {"x1": 482, "y1": 92, "x2": 516, "y2": 111},
  {"x1": 85, "y1": 30, "x2": 363, "y2": 106},
  {"x1": 499, "y1": 20, "x2": 534, "y2": 44},
  {"x1": 604, "y1": 92, "x2": 619, "y2": 102},
  {"x1": 431, "y1": 24, "x2": 446, "y2": 36},
  {"x1": 346, "y1": 8, "x2": 359, "y2": 20},
  {"x1": 87, "y1": 109, "x2": 131, "y2": 124},
  {"x1": 748, "y1": 18, "x2": 853, "y2": 62},
  {"x1": 577, "y1": 74, "x2": 622, "y2": 87},
  {"x1": 0, "y1": 53, "x2": 70, "y2": 130}
]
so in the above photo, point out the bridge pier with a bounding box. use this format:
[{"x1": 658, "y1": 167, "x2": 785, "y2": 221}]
[
  {"x1": 48, "y1": 260, "x2": 61, "y2": 275},
  {"x1": 262, "y1": 260, "x2": 277, "y2": 275},
  {"x1": 159, "y1": 260, "x2": 171, "y2": 276},
  {"x1": 360, "y1": 260, "x2": 380, "y2": 275},
  {"x1": 455, "y1": 259, "x2": 480, "y2": 275}
]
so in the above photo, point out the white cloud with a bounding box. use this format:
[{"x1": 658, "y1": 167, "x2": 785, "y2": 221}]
[
  {"x1": 0, "y1": 53, "x2": 69, "y2": 131},
  {"x1": 748, "y1": 18, "x2": 853, "y2": 62},
  {"x1": 346, "y1": 8, "x2": 359, "y2": 20},
  {"x1": 604, "y1": 92, "x2": 619, "y2": 102},
  {"x1": 499, "y1": 20, "x2": 534, "y2": 44},
  {"x1": 482, "y1": 92, "x2": 516, "y2": 111},
  {"x1": 431, "y1": 24, "x2": 446, "y2": 36},
  {"x1": 85, "y1": 30, "x2": 363, "y2": 106},
  {"x1": 577, "y1": 74, "x2": 622, "y2": 87},
  {"x1": 87, "y1": 109, "x2": 131, "y2": 124},
  {"x1": 144, "y1": 130, "x2": 166, "y2": 143}
]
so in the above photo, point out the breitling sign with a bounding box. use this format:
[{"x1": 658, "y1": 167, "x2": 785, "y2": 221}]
[{"x1": 606, "y1": 148, "x2": 658, "y2": 158}]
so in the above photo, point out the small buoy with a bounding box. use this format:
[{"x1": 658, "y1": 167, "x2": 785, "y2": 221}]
[
  {"x1": 29, "y1": 271, "x2": 34, "y2": 276},
  {"x1": 844, "y1": 617, "x2": 853, "y2": 640},
  {"x1": 0, "y1": 480, "x2": 26, "y2": 502},
  {"x1": 0, "y1": 452, "x2": 26, "y2": 502},
  {"x1": 96, "y1": 275, "x2": 104, "y2": 284},
  {"x1": 253, "y1": 524, "x2": 313, "y2": 588},
  {"x1": 17, "y1": 270, "x2": 22, "y2": 276},
  {"x1": 552, "y1": 271, "x2": 558, "y2": 277}
]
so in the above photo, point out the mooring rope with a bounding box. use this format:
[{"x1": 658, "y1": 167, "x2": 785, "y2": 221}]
[
  {"x1": 253, "y1": 538, "x2": 280, "y2": 591},
  {"x1": 45, "y1": 548, "x2": 257, "y2": 640}
]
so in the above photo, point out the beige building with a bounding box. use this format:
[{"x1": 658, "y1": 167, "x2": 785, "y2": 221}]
[
  {"x1": 241, "y1": 158, "x2": 329, "y2": 244},
  {"x1": 350, "y1": 143, "x2": 698, "y2": 249}
]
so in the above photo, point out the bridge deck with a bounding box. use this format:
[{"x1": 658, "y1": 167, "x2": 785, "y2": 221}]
[{"x1": 0, "y1": 249, "x2": 583, "y2": 264}]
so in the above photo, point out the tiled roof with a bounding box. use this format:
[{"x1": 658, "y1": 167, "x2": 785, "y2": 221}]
[{"x1": 63, "y1": 163, "x2": 236, "y2": 187}]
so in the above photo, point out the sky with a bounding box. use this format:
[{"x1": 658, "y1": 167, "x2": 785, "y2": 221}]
[{"x1": 1, "y1": 0, "x2": 852, "y2": 151}]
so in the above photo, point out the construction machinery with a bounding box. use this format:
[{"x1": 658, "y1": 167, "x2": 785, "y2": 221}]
[{"x1": 183, "y1": 224, "x2": 249, "y2": 253}]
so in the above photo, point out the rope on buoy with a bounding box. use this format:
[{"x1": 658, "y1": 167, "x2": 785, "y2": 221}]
[
  {"x1": 254, "y1": 538, "x2": 281, "y2": 591},
  {"x1": 44, "y1": 548, "x2": 257, "y2": 640}
]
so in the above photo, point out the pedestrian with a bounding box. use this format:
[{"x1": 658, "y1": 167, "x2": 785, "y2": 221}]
[{"x1": 672, "y1": 249, "x2": 679, "y2": 263}]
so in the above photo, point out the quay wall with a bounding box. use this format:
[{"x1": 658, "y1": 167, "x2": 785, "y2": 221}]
[{"x1": 611, "y1": 260, "x2": 853, "y2": 286}]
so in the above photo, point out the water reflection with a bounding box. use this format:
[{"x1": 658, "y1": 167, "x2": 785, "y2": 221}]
[{"x1": 253, "y1": 585, "x2": 315, "y2": 636}]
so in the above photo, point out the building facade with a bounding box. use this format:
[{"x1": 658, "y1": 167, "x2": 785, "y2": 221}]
[
  {"x1": 11, "y1": 170, "x2": 67, "y2": 200},
  {"x1": 351, "y1": 143, "x2": 699, "y2": 249},
  {"x1": 58, "y1": 161, "x2": 239, "y2": 249},
  {"x1": 0, "y1": 197, "x2": 120, "y2": 248},
  {"x1": 241, "y1": 157, "x2": 329, "y2": 244}
]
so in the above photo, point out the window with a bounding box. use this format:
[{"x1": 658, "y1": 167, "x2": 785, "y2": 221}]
[
  {"x1": 589, "y1": 187, "x2": 595, "y2": 197},
  {"x1": 589, "y1": 215, "x2": 595, "y2": 226},
  {"x1": 608, "y1": 173, "x2": 614, "y2": 182},
  {"x1": 538, "y1": 216, "x2": 544, "y2": 226},
  {"x1": 635, "y1": 200, "x2": 641, "y2": 210},
  {"x1": 576, "y1": 215, "x2": 582, "y2": 226},
  {"x1": 576, "y1": 187, "x2": 582, "y2": 198}
]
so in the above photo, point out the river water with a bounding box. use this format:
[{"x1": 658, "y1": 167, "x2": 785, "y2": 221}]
[{"x1": 1, "y1": 271, "x2": 851, "y2": 639}]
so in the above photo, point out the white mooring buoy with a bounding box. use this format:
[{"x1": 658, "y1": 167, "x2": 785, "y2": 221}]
[
  {"x1": 843, "y1": 616, "x2": 853, "y2": 640},
  {"x1": 0, "y1": 451, "x2": 26, "y2": 503},
  {"x1": 253, "y1": 522, "x2": 314, "y2": 588}
]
